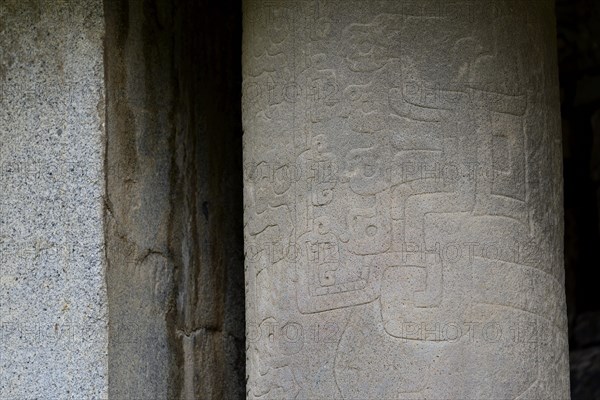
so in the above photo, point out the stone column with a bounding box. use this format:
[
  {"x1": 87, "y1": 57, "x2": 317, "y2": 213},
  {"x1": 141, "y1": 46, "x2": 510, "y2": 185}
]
[
  {"x1": 104, "y1": 1, "x2": 245, "y2": 398},
  {"x1": 242, "y1": 0, "x2": 570, "y2": 398},
  {"x1": 0, "y1": 1, "x2": 107, "y2": 399}
]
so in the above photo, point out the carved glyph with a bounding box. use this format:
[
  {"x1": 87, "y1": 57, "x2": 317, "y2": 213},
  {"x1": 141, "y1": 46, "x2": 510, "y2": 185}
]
[{"x1": 243, "y1": 1, "x2": 569, "y2": 399}]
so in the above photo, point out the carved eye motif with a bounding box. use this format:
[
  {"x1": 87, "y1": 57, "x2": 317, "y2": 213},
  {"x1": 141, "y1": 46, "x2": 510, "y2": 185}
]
[
  {"x1": 317, "y1": 221, "x2": 326, "y2": 235},
  {"x1": 345, "y1": 86, "x2": 362, "y2": 102},
  {"x1": 313, "y1": 134, "x2": 327, "y2": 153},
  {"x1": 314, "y1": 18, "x2": 332, "y2": 39},
  {"x1": 357, "y1": 39, "x2": 373, "y2": 55},
  {"x1": 321, "y1": 270, "x2": 336, "y2": 286},
  {"x1": 366, "y1": 225, "x2": 378, "y2": 237},
  {"x1": 314, "y1": 216, "x2": 330, "y2": 235},
  {"x1": 362, "y1": 163, "x2": 378, "y2": 178}
]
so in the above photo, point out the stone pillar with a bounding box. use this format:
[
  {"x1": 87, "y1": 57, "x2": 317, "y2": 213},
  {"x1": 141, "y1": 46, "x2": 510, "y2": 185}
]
[
  {"x1": 242, "y1": 0, "x2": 570, "y2": 398},
  {"x1": 0, "y1": 1, "x2": 107, "y2": 399},
  {"x1": 104, "y1": 1, "x2": 245, "y2": 398}
]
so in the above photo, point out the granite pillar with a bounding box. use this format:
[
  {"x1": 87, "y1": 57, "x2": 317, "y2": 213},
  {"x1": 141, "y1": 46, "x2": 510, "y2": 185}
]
[
  {"x1": 242, "y1": 0, "x2": 570, "y2": 398},
  {"x1": 104, "y1": 1, "x2": 245, "y2": 398},
  {"x1": 0, "y1": 1, "x2": 107, "y2": 398}
]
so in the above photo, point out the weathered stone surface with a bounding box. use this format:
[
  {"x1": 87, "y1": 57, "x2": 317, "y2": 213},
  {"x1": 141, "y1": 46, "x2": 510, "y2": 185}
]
[
  {"x1": 0, "y1": 1, "x2": 107, "y2": 398},
  {"x1": 104, "y1": 0, "x2": 177, "y2": 398},
  {"x1": 242, "y1": 0, "x2": 570, "y2": 398},
  {"x1": 104, "y1": 1, "x2": 244, "y2": 398},
  {"x1": 169, "y1": 2, "x2": 245, "y2": 398}
]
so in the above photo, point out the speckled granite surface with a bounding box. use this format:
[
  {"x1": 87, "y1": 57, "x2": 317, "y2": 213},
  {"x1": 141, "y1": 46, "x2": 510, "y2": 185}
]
[{"x1": 0, "y1": 1, "x2": 108, "y2": 398}]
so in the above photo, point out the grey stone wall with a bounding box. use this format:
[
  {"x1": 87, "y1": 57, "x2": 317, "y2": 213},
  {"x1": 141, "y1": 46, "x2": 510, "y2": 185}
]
[
  {"x1": 104, "y1": 1, "x2": 244, "y2": 399},
  {"x1": 170, "y1": 2, "x2": 245, "y2": 398},
  {"x1": 243, "y1": 0, "x2": 570, "y2": 398},
  {"x1": 0, "y1": 1, "x2": 108, "y2": 398},
  {"x1": 1, "y1": 1, "x2": 245, "y2": 398},
  {"x1": 104, "y1": 0, "x2": 177, "y2": 398},
  {"x1": 0, "y1": 0, "x2": 575, "y2": 398}
]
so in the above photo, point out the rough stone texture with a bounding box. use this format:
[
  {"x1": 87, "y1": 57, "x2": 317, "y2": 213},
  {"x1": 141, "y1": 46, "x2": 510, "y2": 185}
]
[
  {"x1": 243, "y1": 0, "x2": 570, "y2": 398},
  {"x1": 104, "y1": 1, "x2": 244, "y2": 398},
  {"x1": 0, "y1": 1, "x2": 108, "y2": 399},
  {"x1": 104, "y1": 0, "x2": 177, "y2": 398},
  {"x1": 170, "y1": 2, "x2": 245, "y2": 399}
]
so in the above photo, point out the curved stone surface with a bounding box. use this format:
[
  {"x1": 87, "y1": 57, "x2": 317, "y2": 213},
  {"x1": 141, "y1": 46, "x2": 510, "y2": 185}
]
[{"x1": 242, "y1": 0, "x2": 570, "y2": 398}]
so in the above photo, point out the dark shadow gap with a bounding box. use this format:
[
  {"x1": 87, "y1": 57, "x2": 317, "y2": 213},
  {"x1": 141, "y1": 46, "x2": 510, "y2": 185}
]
[
  {"x1": 556, "y1": 0, "x2": 600, "y2": 398},
  {"x1": 104, "y1": 0, "x2": 244, "y2": 398}
]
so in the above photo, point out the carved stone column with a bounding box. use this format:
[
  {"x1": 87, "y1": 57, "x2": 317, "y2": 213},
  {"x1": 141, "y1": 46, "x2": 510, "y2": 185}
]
[{"x1": 242, "y1": 0, "x2": 570, "y2": 398}]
